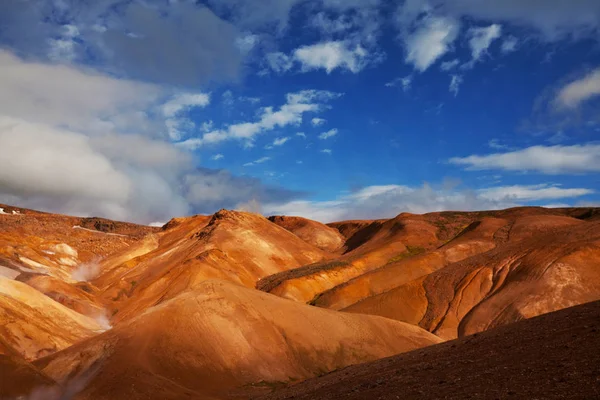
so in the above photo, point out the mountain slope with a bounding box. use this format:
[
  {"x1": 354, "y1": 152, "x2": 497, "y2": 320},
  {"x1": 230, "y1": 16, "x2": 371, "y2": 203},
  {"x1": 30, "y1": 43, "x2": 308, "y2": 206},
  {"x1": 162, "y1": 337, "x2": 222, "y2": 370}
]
[
  {"x1": 344, "y1": 218, "x2": 600, "y2": 339},
  {"x1": 34, "y1": 280, "x2": 440, "y2": 400},
  {"x1": 257, "y1": 300, "x2": 600, "y2": 400},
  {"x1": 259, "y1": 214, "x2": 446, "y2": 304},
  {"x1": 268, "y1": 215, "x2": 345, "y2": 253},
  {"x1": 0, "y1": 277, "x2": 104, "y2": 360},
  {"x1": 0, "y1": 354, "x2": 58, "y2": 399},
  {"x1": 95, "y1": 210, "x2": 327, "y2": 324},
  {"x1": 312, "y1": 217, "x2": 508, "y2": 310}
]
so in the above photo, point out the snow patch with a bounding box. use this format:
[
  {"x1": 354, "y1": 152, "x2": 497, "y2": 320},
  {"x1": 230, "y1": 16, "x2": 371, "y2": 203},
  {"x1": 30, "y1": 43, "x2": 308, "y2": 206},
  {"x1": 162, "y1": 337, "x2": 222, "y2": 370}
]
[
  {"x1": 58, "y1": 257, "x2": 78, "y2": 267},
  {"x1": 0, "y1": 208, "x2": 20, "y2": 215},
  {"x1": 18, "y1": 257, "x2": 50, "y2": 274},
  {"x1": 52, "y1": 243, "x2": 78, "y2": 258},
  {"x1": 72, "y1": 225, "x2": 128, "y2": 237}
]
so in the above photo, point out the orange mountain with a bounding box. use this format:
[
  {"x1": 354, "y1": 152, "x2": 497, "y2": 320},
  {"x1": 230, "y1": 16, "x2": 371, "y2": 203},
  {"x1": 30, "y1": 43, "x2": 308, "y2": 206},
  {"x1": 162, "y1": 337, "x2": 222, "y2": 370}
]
[{"x1": 1, "y1": 204, "x2": 599, "y2": 399}]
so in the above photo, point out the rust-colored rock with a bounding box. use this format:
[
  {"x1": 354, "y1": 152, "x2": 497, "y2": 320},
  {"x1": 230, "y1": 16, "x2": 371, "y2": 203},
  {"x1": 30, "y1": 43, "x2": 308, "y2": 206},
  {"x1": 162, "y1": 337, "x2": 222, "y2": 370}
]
[
  {"x1": 1, "y1": 204, "x2": 600, "y2": 400},
  {"x1": 34, "y1": 280, "x2": 439, "y2": 400},
  {"x1": 268, "y1": 215, "x2": 345, "y2": 252}
]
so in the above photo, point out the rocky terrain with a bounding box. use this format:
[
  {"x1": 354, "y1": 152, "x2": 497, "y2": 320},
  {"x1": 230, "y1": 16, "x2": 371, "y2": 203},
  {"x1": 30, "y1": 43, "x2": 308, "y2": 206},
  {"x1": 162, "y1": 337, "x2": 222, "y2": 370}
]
[
  {"x1": 256, "y1": 299, "x2": 600, "y2": 400},
  {"x1": 1, "y1": 204, "x2": 599, "y2": 399}
]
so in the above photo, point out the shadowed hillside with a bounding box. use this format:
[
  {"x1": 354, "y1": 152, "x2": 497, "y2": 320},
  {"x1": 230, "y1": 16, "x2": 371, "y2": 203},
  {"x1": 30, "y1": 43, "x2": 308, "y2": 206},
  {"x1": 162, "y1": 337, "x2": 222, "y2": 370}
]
[{"x1": 256, "y1": 300, "x2": 600, "y2": 400}]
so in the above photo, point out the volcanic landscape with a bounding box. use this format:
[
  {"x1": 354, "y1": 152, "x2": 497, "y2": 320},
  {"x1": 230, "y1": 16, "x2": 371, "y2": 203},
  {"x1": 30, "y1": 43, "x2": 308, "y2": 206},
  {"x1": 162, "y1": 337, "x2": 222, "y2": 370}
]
[{"x1": 1, "y1": 204, "x2": 599, "y2": 399}]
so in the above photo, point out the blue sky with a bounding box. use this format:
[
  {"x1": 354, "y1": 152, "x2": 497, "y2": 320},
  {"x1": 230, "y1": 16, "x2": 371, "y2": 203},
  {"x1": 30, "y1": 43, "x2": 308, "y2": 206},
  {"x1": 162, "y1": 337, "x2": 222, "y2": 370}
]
[{"x1": 1, "y1": 0, "x2": 600, "y2": 223}]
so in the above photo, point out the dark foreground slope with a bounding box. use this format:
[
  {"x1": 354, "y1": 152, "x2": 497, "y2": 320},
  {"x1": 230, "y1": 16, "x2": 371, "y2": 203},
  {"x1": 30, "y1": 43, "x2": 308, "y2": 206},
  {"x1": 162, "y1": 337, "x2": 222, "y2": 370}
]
[{"x1": 257, "y1": 300, "x2": 600, "y2": 400}]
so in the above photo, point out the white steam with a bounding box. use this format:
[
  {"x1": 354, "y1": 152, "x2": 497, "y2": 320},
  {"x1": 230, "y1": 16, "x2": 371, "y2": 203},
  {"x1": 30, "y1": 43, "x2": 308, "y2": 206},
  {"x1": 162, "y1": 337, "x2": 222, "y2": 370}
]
[
  {"x1": 71, "y1": 262, "x2": 101, "y2": 282},
  {"x1": 92, "y1": 313, "x2": 112, "y2": 331}
]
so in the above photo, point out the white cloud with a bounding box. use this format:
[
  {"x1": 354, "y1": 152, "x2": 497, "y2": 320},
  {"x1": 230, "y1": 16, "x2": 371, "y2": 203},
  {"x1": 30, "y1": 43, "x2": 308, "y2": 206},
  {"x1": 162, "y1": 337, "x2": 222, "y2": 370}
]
[
  {"x1": 449, "y1": 75, "x2": 463, "y2": 96},
  {"x1": 321, "y1": 149, "x2": 333, "y2": 154},
  {"x1": 385, "y1": 75, "x2": 413, "y2": 92},
  {"x1": 0, "y1": 115, "x2": 192, "y2": 223},
  {"x1": 554, "y1": 68, "x2": 600, "y2": 109},
  {"x1": 265, "y1": 184, "x2": 474, "y2": 222},
  {"x1": 200, "y1": 121, "x2": 214, "y2": 132},
  {"x1": 264, "y1": 182, "x2": 593, "y2": 223},
  {"x1": 449, "y1": 144, "x2": 600, "y2": 174},
  {"x1": 488, "y1": 139, "x2": 510, "y2": 150},
  {"x1": 162, "y1": 93, "x2": 210, "y2": 118},
  {"x1": 47, "y1": 24, "x2": 80, "y2": 62},
  {"x1": 468, "y1": 24, "x2": 502, "y2": 61},
  {"x1": 541, "y1": 203, "x2": 571, "y2": 208},
  {"x1": 265, "y1": 52, "x2": 294, "y2": 73},
  {"x1": 273, "y1": 137, "x2": 290, "y2": 146},
  {"x1": 241, "y1": 96, "x2": 261, "y2": 104},
  {"x1": 478, "y1": 184, "x2": 593, "y2": 201},
  {"x1": 319, "y1": 129, "x2": 338, "y2": 140},
  {"x1": 243, "y1": 156, "x2": 271, "y2": 167},
  {"x1": 310, "y1": 12, "x2": 355, "y2": 35},
  {"x1": 0, "y1": 49, "x2": 300, "y2": 224},
  {"x1": 178, "y1": 90, "x2": 342, "y2": 149},
  {"x1": 212, "y1": 154, "x2": 224, "y2": 160},
  {"x1": 420, "y1": 0, "x2": 600, "y2": 41},
  {"x1": 296, "y1": 132, "x2": 307, "y2": 138},
  {"x1": 312, "y1": 117, "x2": 327, "y2": 126},
  {"x1": 206, "y1": 0, "x2": 382, "y2": 38},
  {"x1": 47, "y1": 38, "x2": 76, "y2": 62},
  {"x1": 0, "y1": 50, "x2": 161, "y2": 134},
  {"x1": 222, "y1": 90, "x2": 235, "y2": 107},
  {"x1": 235, "y1": 33, "x2": 259, "y2": 53},
  {"x1": 501, "y1": 36, "x2": 519, "y2": 53},
  {"x1": 0, "y1": 117, "x2": 130, "y2": 203},
  {"x1": 440, "y1": 59, "x2": 460, "y2": 71},
  {"x1": 402, "y1": 15, "x2": 461, "y2": 72},
  {"x1": 162, "y1": 92, "x2": 211, "y2": 140},
  {"x1": 294, "y1": 41, "x2": 372, "y2": 74}
]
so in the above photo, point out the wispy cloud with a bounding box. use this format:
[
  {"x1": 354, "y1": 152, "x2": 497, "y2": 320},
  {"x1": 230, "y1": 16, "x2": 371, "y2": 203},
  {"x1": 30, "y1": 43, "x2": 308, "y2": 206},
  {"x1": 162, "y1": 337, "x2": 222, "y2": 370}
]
[
  {"x1": 162, "y1": 92, "x2": 211, "y2": 140},
  {"x1": 318, "y1": 128, "x2": 338, "y2": 140},
  {"x1": 264, "y1": 182, "x2": 593, "y2": 223},
  {"x1": 265, "y1": 52, "x2": 294, "y2": 73},
  {"x1": 440, "y1": 59, "x2": 459, "y2": 71},
  {"x1": 449, "y1": 144, "x2": 600, "y2": 174},
  {"x1": 449, "y1": 75, "x2": 463, "y2": 96},
  {"x1": 501, "y1": 36, "x2": 519, "y2": 53},
  {"x1": 265, "y1": 40, "x2": 379, "y2": 75},
  {"x1": 211, "y1": 154, "x2": 224, "y2": 160},
  {"x1": 178, "y1": 90, "x2": 342, "y2": 149},
  {"x1": 312, "y1": 117, "x2": 327, "y2": 126},
  {"x1": 478, "y1": 184, "x2": 593, "y2": 201},
  {"x1": 400, "y1": 15, "x2": 461, "y2": 72},
  {"x1": 554, "y1": 68, "x2": 600, "y2": 109},
  {"x1": 243, "y1": 156, "x2": 271, "y2": 167},
  {"x1": 273, "y1": 137, "x2": 290, "y2": 146},
  {"x1": 467, "y1": 24, "x2": 502, "y2": 61},
  {"x1": 321, "y1": 149, "x2": 332, "y2": 154},
  {"x1": 488, "y1": 139, "x2": 510, "y2": 150},
  {"x1": 385, "y1": 75, "x2": 413, "y2": 92}
]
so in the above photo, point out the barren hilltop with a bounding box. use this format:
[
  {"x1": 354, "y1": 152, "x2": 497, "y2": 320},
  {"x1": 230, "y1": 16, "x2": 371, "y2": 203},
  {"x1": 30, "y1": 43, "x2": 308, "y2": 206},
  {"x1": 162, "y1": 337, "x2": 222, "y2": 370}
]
[{"x1": 1, "y1": 204, "x2": 599, "y2": 399}]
